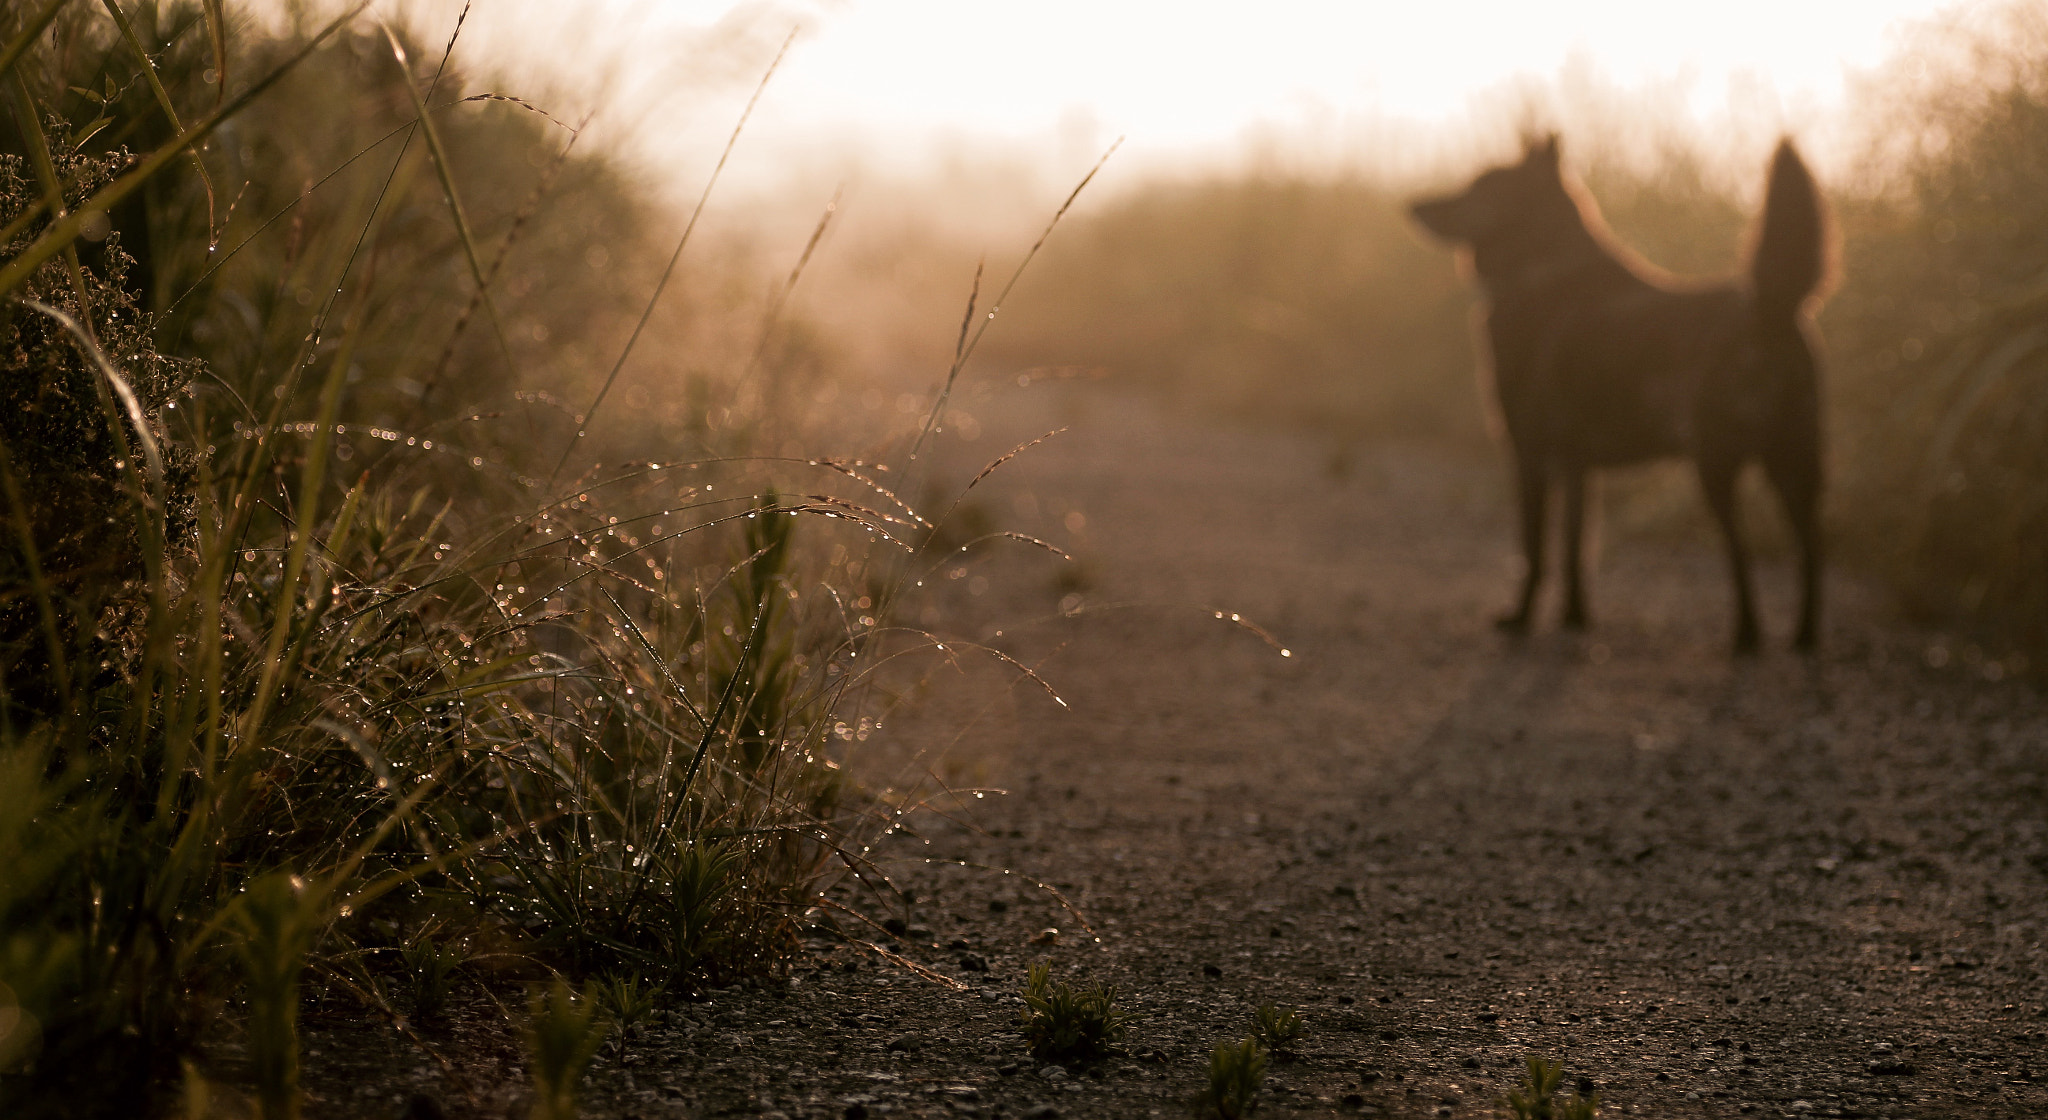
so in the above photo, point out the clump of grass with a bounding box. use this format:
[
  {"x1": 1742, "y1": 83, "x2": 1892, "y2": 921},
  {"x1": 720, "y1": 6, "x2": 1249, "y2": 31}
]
[
  {"x1": 1197, "y1": 1035, "x2": 1269, "y2": 1119},
  {"x1": 1020, "y1": 961, "x2": 1130, "y2": 1066},
  {"x1": 1249, "y1": 1002, "x2": 1304, "y2": 1055},
  {"x1": 1501, "y1": 1057, "x2": 1598, "y2": 1120},
  {"x1": 524, "y1": 978, "x2": 609, "y2": 1120},
  {"x1": 3, "y1": 6, "x2": 1098, "y2": 1116},
  {"x1": 0, "y1": 8, "x2": 913, "y2": 1116}
]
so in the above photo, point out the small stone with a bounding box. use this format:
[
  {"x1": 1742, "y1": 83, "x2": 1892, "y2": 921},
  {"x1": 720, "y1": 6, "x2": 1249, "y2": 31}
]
[
  {"x1": 1379, "y1": 1030, "x2": 1401, "y2": 1041},
  {"x1": 1867, "y1": 1059, "x2": 1917, "y2": 1076},
  {"x1": 1461, "y1": 1056, "x2": 1481, "y2": 1069},
  {"x1": 1023, "y1": 1106, "x2": 1061, "y2": 1120},
  {"x1": 887, "y1": 1034, "x2": 921, "y2": 1052},
  {"x1": 998, "y1": 1063, "x2": 1021, "y2": 1076},
  {"x1": 1656, "y1": 1071, "x2": 1671, "y2": 1082},
  {"x1": 882, "y1": 918, "x2": 909, "y2": 936},
  {"x1": 1030, "y1": 928, "x2": 1060, "y2": 946},
  {"x1": 1342, "y1": 1092, "x2": 1367, "y2": 1108},
  {"x1": 989, "y1": 899, "x2": 1009, "y2": 913},
  {"x1": 844, "y1": 1105, "x2": 869, "y2": 1120},
  {"x1": 1040, "y1": 1065, "x2": 1067, "y2": 1080},
  {"x1": 949, "y1": 938, "x2": 972, "y2": 950},
  {"x1": 1202, "y1": 963, "x2": 1223, "y2": 979},
  {"x1": 959, "y1": 953, "x2": 990, "y2": 972},
  {"x1": 1477, "y1": 1012, "x2": 1498, "y2": 1023}
]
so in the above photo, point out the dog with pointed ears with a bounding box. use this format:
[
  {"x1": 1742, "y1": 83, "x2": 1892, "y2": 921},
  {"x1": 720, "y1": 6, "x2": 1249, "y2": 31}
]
[{"x1": 1410, "y1": 135, "x2": 1831, "y2": 653}]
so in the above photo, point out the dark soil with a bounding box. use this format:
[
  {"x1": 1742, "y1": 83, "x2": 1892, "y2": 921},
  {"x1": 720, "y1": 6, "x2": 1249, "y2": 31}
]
[{"x1": 297, "y1": 390, "x2": 2048, "y2": 1120}]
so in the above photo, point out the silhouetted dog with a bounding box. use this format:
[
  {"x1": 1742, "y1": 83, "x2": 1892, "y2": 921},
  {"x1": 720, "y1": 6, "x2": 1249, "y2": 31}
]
[{"x1": 1410, "y1": 136, "x2": 1830, "y2": 653}]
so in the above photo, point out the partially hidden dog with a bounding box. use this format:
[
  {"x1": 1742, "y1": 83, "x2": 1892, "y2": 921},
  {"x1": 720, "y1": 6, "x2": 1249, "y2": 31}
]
[{"x1": 1410, "y1": 135, "x2": 1830, "y2": 653}]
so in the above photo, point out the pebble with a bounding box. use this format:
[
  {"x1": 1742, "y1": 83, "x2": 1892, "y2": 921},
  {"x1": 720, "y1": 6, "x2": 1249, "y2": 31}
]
[
  {"x1": 887, "y1": 1034, "x2": 921, "y2": 1052},
  {"x1": 1039, "y1": 1065, "x2": 1067, "y2": 1080},
  {"x1": 1022, "y1": 1106, "x2": 1061, "y2": 1120}
]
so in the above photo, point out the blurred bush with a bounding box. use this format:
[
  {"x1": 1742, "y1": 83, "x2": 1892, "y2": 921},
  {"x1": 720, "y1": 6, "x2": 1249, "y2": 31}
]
[
  {"x1": 1827, "y1": 0, "x2": 2048, "y2": 665},
  {"x1": 984, "y1": 175, "x2": 1485, "y2": 440}
]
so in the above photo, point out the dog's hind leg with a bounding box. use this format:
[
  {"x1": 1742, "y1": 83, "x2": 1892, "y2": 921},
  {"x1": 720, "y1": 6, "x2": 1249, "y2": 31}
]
[
  {"x1": 1560, "y1": 466, "x2": 1595, "y2": 630},
  {"x1": 1499, "y1": 457, "x2": 1548, "y2": 634},
  {"x1": 1699, "y1": 457, "x2": 1761, "y2": 655},
  {"x1": 1764, "y1": 442, "x2": 1824, "y2": 652}
]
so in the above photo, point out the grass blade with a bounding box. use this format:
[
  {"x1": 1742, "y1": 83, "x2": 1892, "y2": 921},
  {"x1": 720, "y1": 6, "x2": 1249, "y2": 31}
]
[{"x1": 551, "y1": 27, "x2": 796, "y2": 485}]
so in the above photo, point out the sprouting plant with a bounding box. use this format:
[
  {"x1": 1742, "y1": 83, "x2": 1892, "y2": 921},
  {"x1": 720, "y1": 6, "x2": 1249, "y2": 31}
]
[
  {"x1": 400, "y1": 936, "x2": 467, "y2": 1020},
  {"x1": 525, "y1": 978, "x2": 610, "y2": 1120},
  {"x1": 1198, "y1": 1035, "x2": 1269, "y2": 1119},
  {"x1": 229, "y1": 872, "x2": 321, "y2": 1120},
  {"x1": 1250, "y1": 1003, "x2": 1304, "y2": 1054},
  {"x1": 1019, "y1": 961, "x2": 1130, "y2": 1065},
  {"x1": 594, "y1": 971, "x2": 662, "y2": 1058},
  {"x1": 1501, "y1": 1057, "x2": 1599, "y2": 1120},
  {"x1": 669, "y1": 841, "x2": 743, "y2": 975}
]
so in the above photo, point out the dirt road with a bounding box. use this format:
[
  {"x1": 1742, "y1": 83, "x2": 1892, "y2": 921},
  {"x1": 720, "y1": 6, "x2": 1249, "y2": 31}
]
[{"x1": 415, "y1": 389, "x2": 2048, "y2": 1120}]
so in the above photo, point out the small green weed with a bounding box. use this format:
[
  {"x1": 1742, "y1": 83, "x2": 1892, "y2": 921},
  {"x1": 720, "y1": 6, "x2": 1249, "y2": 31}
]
[
  {"x1": 1020, "y1": 961, "x2": 1129, "y2": 1065},
  {"x1": 1198, "y1": 1035, "x2": 1269, "y2": 1119},
  {"x1": 525, "y1": 978, "x2": 610, "y2": 1120},
  {"x1": 1501, "y1": 1056, "x2": 1599, "y2": 1120},
  {"x1": 1249, "y1": 1003, "x2": 1304, "y2": 1054}
]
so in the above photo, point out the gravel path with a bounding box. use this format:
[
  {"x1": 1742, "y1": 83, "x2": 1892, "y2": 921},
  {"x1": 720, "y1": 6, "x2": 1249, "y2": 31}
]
[{"x1": 328, "y1": 389, "x2": 2048, "y2": 1120}]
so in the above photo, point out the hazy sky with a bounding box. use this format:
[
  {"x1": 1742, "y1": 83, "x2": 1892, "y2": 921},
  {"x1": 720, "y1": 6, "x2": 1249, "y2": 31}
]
[
  {"x1": 420, "y1": 0, "x2": 1981, "y2": 190},
  {"x1": 763, "y1": 0, "x2": 1953, "y2": 142}
]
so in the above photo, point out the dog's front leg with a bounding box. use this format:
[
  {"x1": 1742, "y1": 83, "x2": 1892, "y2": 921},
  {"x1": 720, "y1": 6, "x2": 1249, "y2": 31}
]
[
  {"x1": 1560, "y1": 467, "x2": 1594, "y2": 630},
  {"x1": 1499, "y1": 457, "x2": 1548, "y2": 634}
]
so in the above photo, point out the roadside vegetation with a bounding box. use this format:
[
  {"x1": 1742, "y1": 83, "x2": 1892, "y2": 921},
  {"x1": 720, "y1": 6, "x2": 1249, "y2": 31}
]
[{"x1": 0, "y1": 4, "x2": 1020, "y2": 1115}]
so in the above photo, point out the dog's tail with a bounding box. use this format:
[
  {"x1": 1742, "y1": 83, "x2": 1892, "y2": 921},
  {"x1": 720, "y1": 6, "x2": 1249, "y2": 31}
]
[{"x1": 1749, "y1": 139, "x2": 1830, "y2": 319}]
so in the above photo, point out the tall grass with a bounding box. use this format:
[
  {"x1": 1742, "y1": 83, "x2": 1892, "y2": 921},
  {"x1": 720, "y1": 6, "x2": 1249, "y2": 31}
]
[{"x1": 0, "y1": 4, "x2": 969, "y2": 1114}]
